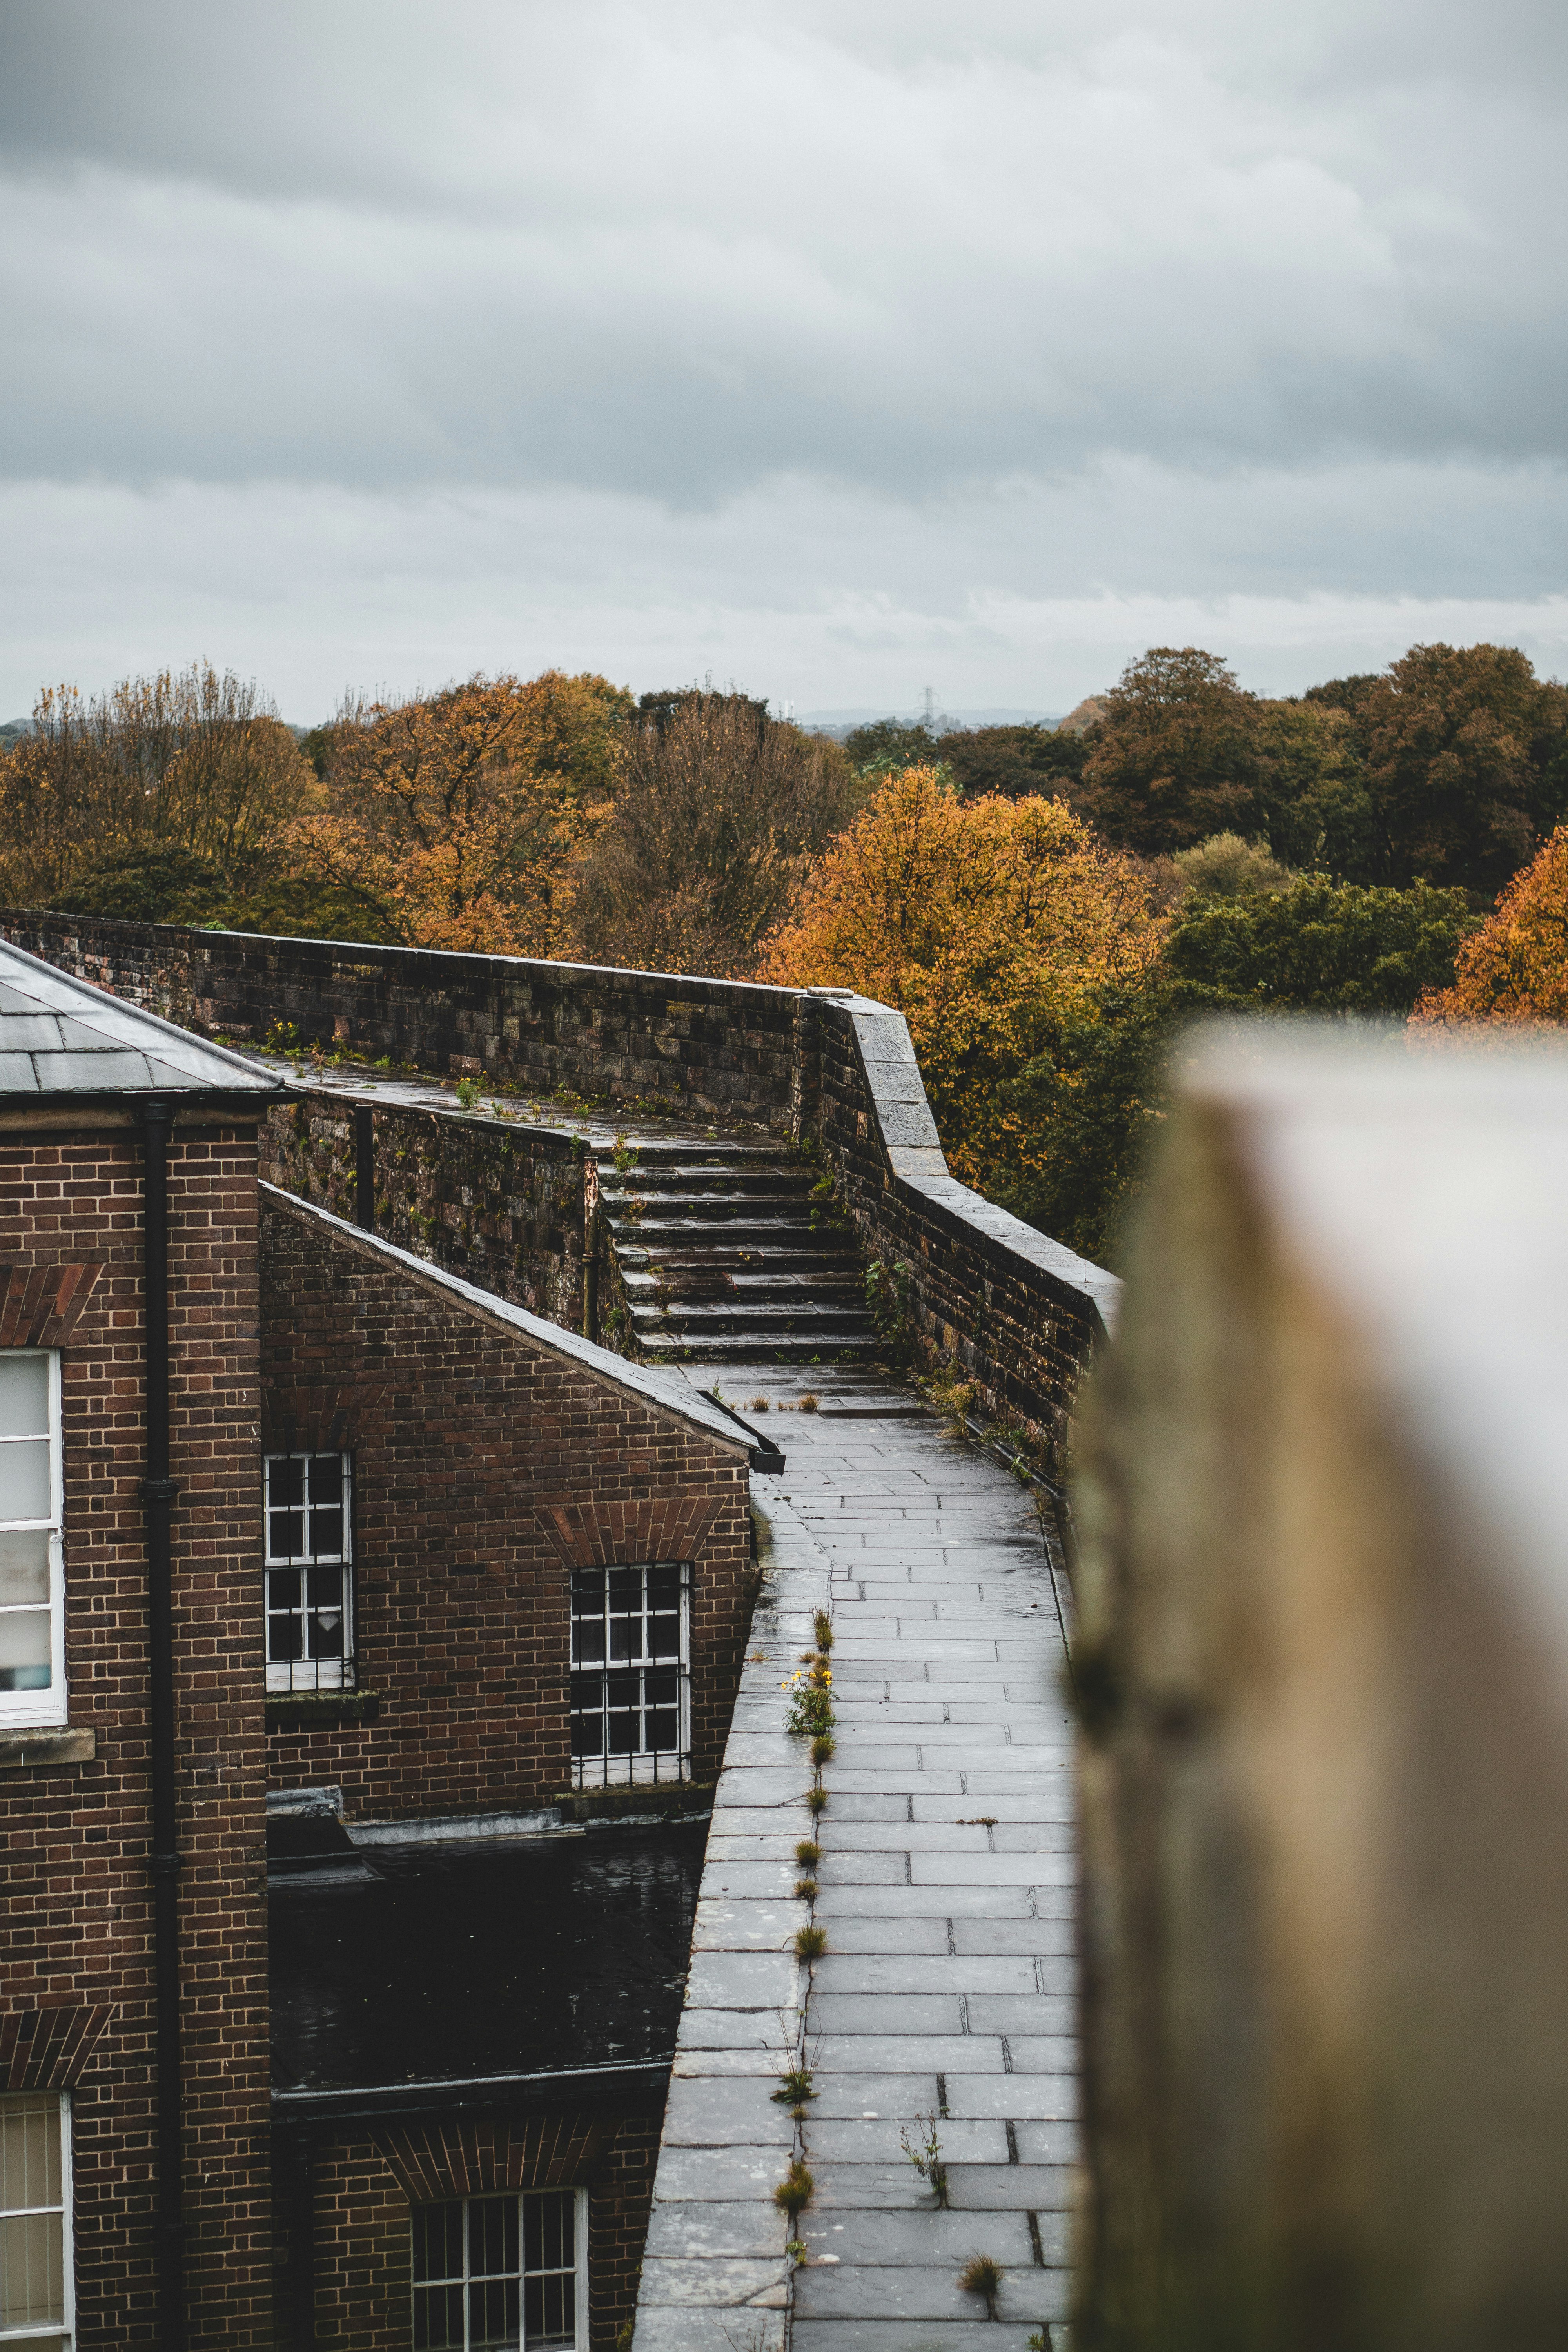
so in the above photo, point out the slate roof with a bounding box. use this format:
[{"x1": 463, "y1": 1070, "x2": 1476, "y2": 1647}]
[
  {"x1": 269, "y1": 1818, "x2": 708, "y2": 2110},
  {"x1": 0, "y1": 938, "x2": 281, "y2": 1096}
]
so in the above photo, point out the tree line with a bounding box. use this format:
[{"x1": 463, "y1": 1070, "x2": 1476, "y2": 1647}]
[{"x1": 1, "y1": 641, "x2": 1564, "y2": 1263}]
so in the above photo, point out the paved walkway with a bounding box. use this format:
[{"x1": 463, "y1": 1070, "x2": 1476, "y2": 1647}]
[{"x1": 636, "y1": 1363, "x2": 1077, "y2": 2352}]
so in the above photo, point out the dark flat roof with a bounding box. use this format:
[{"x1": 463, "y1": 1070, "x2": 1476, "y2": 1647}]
[{"x1": 269, "y1": 1820, "x2": 709, "y2": 2114}]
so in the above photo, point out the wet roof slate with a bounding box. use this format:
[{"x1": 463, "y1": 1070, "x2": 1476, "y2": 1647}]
[
  {"x1": 269, "y1": 1820, "x2": 708, "y2": 2107},
  {"x1": 0, "y1": 938, "x2": 282, "y2": 1096}
]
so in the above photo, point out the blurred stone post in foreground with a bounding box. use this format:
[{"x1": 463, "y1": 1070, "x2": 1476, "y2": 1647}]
[{"x1": 1072, "y1": 1027, "x2": 1568, "y2": 2352}]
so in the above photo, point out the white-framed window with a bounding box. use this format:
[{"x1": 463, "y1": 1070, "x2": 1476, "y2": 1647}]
[
  {"x1": 410, "y1": 2187, "x2": 584, "y2": 2351},
  {"x1": 569, "y1": 1561, "x2": 690, "y2": 1788},
  {"x1": 0, "y1": 1353, "x2": 65, "y2": 1729},
  {"x1": 0, "y1": 2092, "x2": 74, "y2": 2350},
  {"x1": 263, "y1": 1453, "x2": 355, "y2": 1693}
]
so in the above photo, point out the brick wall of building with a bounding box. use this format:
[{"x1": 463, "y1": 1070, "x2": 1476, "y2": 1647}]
[
  {"x1": 0, "y1": 1111, "x2": 272, "y2": 2348},
  {"x1": 258, "y1": 1191, "x2": 752, "y2": 1819},
  {"x1": 303, "y1": 2105, "x2": 659, "y2": 2351}
]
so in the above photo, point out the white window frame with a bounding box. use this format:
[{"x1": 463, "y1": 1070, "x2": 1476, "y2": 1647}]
[
  {"x1": 409, "y1": 2185, "x2": 586, "y2": 2352},
  {"x1": 0, "y1": 1351, "x2": 66, "y2": 1730},
  {"x1": 263, "y1": 1452, "x2": 355, "y2": 1693},
  {"x1": 569, "y1": 1560, "x2": 691, "y2": 1788},
  {"x1": 0, "y1": 2089, "x2": 75, "y2": 2349}
]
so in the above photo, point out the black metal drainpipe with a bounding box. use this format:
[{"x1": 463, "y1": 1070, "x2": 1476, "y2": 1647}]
[
  {"x1": 139, "y1": 1098, "x2": 187, "y2": 2350},
  {"x1": 354, "y1": 1105, "x2": 374, "y2": 1234}
]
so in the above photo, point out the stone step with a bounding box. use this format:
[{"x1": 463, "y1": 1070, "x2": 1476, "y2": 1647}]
[
  {"x1": 599, "y1": 1179, "x2": 814, "y2": 1210},
  {"x1": 619, "y1": 1245, "x2": 859, "y2": 1275},
  {"x1": 636, "y1": 1329, "x2": 884, "y2": 1364},
  {"x1": 621, "y1": 1269, "x2": 865, "y2": 1304},
  {"x1": 628, "y1": 1299, "x2": 875, "y2": 1337},
  {"x1": 599, "y1": 1159, "x2": 807, "y2": 1187},
  {"x1": 605, "y1": 1208, "x2": 844, "y2": 1240}
]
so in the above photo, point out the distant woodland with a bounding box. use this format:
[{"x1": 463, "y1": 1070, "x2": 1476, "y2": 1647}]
[{"x1": 3, "y1": 641, "x2": 1565, "y2": 1263}]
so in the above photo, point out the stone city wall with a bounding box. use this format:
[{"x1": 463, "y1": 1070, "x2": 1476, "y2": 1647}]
[{"x1": 0, "y1": 913, "x2": 1120, "y2": 1452}]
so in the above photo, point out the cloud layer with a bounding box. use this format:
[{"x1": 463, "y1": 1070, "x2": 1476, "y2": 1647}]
[{"x1": 2, "y1": 0, "x2": 1565, "y2": 714}]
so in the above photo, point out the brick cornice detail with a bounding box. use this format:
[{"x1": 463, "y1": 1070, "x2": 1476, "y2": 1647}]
[
  {"x1": 0, "y1": 2003, "x2": 114, "y2": 2092},
  {"x1": 533, "y1": 1496, "x2": 725, "y2": 1570},
  {"x1": 262, "y1": 1384, "x2": 390, "y2": 1457},
  {"x1": 0, "y1": 1262, "x2": 104, "y2": 1349},
  {"x1": 376, "y1": 2113, "x2": 612, "y2": 2202}
]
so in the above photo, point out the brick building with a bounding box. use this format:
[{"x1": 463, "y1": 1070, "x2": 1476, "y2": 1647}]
[{"x1": 0, "y1": 941, "x2": 755, "y2": 2351}]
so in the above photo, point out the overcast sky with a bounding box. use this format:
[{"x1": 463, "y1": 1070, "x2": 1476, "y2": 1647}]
[{"x1": 2, "y1": 0, "x2": 1566, "y2": 720}]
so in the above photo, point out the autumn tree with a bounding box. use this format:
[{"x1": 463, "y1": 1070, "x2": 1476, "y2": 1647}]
[
  {"x1": 0, "y1": 664, "x2": 316, "y2": 911},
  {"x1": 568, "y1": 693, "x2": 857, "y2": 976},
  {"x1": 295, "y1": 670, "x2": 627, "y2": 955},
  {"x1": 1414, "y1": 824, "x2": 1568, "y2": 1025},
  {"x1": 761, "y1": 766, "x2": 1165, "y2": 1198}
]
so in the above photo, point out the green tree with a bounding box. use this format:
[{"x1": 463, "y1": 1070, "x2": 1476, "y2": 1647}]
[
  {"x1": 1073, "y1": 648, "x2": 1263, "y2": 855},
  {"x1": 842, "y1": 717, "x2": 944, "y2": 778},
  {"x1": 998, "y1": 874, "x2": 1477, "y2": 1267},
  {"x1": 943, "y1": 724, "x2": 1087, "y2": 801},
  {"x1": 1256, "y1": 698, "x2": 1376, "y2": 876},
  {"x1": 1165, "y1": 875, "x2": 1476, "y2": 1014},
  {"x1": 1357, "y1": 642, "x2": 1568, "y2": 897}
]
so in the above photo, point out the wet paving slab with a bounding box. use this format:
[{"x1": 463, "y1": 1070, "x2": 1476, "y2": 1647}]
[{"x1": 633, "y1": 1362, "x2": 1076, "y2": 2352}]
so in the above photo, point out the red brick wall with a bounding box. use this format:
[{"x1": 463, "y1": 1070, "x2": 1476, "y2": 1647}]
[
  {"x1": 0, "y1": 1113, "x2": 271, "y2": 2348},
  {"x1": 259, "y1": 1191, "x2": 751, "y2": 1818},
  {"x1": 305, "y1": 2107, "x2": 659, "y2": 2351}
]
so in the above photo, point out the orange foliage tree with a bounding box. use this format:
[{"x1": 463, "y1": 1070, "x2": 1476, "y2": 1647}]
[
  {"x1": 761, "y1": 766, "x2": 1165, "y2": 1193},
  {"x1": 294, "y1": 670, "x2": 630, "y2": 954},
  {"x1": 1414, "y1": 823, "x2": 1568, "y2": 1026}
]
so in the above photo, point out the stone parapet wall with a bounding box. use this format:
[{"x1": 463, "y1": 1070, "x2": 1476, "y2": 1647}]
[
  {"x1": 0, "y1": 913, "x2": 1120, "y2": 1451},
  {"x1": 808, "y1": 991, "x2": 1120, "y2": 1453},
  {"x1": 261, "y1": 1091, "x2": 588, "y2": 1331},
  {"x1": 0, "y1": 912, "x2": 800, "y2": 1130}
]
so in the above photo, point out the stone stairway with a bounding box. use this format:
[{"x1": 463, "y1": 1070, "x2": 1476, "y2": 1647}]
[{"x1": 595, "y1": 1140, "x2": 883, "y2": 1366}]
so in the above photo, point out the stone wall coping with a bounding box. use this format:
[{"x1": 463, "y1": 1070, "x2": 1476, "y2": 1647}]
[
  {"x1": 631, "y1": 1485, "x2": 824, "y2": 2352},
  {"x1": 258, "y1": 1182, "x2": 750, "y2": 1459},
  {"x1": 175, "y1": 920, "x2": 805, "y2": 1014},
  {"x1": 828, "y1": 993, "x2": 1122, "y2": 1332}
]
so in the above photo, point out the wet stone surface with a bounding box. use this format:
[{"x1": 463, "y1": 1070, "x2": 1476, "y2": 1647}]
[
  {"x1": 634, "y1": 1363, "x2": 1077, "y2": 2352},
  {"x1": 270, "y1": 1820, "x2": 708, "y2": 2094}
]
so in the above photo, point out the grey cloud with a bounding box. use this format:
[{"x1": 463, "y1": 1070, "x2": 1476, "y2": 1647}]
[
  {"x1": 2, "y1": 0, "x2": 1565, "y2": 710},
  {"x1": 1, "y1": 1, "x2": 1566, "y2": 503},
  {"x1": 3, "y1": 461, "x2": 1566, "y2": 723}
]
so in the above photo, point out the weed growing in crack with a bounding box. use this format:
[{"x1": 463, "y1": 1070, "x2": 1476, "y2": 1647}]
[
  {"x1": 900, "y1": 2113, "x2": 950, "y2": 2207},
  {"x1": 958, "y1": 2252, "x2": 1004, "y2": 2319}
]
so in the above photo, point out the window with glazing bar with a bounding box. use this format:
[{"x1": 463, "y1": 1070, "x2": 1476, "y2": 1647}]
[
  {"x1": 0, "y1": 1354, "x2": 65, "y2": 1729},
  {"x1": 0, "y1": 2092, "x2": 73, "y2": 2351},
  {"x1": 264, "y1": 1452, "x2": 355, "y2": 1691},
  {"x1": 569, "y1": 1561, "x2": 690, "y2": 1786},
  {"x1": 411, "y1": 2187, "x2": 583, "y2": 2350}
]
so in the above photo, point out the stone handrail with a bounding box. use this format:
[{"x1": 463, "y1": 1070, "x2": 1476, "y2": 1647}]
[{"x1": 0, "y1": 911, "x2": 1118, "y2": 1450}]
